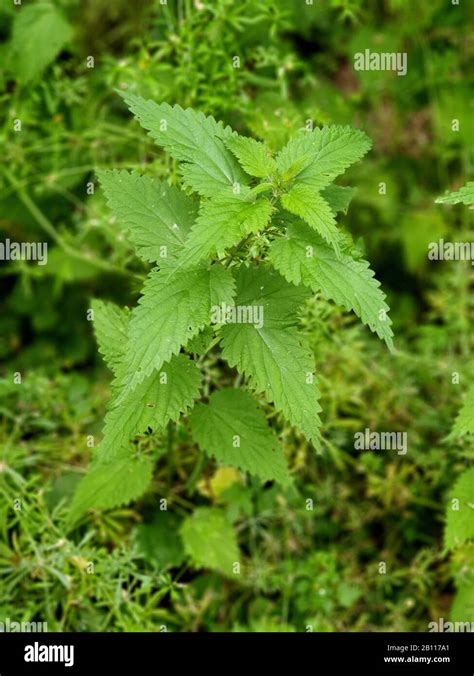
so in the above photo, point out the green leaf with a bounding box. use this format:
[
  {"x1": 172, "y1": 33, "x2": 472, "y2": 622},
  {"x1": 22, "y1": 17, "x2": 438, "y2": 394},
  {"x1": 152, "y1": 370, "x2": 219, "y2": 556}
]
[
  {"x1": 220, "y1": 265, "x2": 321, "y2": 448},
  {"x1": 453, "y1": 385, "x2": 474, "y2": 436},
  {"x1": 97, "y1": 170, "x2": 197, "y2": 262},
  {"x1": 435, "y1": 182, "x2": 474, "y2": 206},
  {"x1": 10, "y1": 3, "x2": 73, "y2": 84},
  {"x1": 225, "y1": 135, "x2": 277, "y2": 178},
  {"x1": 186, "y1": 326, "x2": 215, "y2": 355},
  {"x1": 99, "y1": 355, "x2": 201, "y2": 461},
  {"x1": 321, "y1": 184, "x2": 357, "y2": 214},
  {"x1": 135, "y1": 512, "x2": 185, "y2": 569},
  {"x1": 91, "y1": 300, "x2": 130, "y2": 376},
  {"x1": 269, "y1": 221, "x2": 394, "y2": 350},
  {"x1": 450, "y1": 583, "x2": 474, "y2": 622},
  {"x1": 92, "y1": 302, "x2": 202, "y2": 461},
  {"x1": 276, "y1": 126, "x2": 372, "y2": 190},
  {"x1": 444, "y1": 468, "x2": 474, "y2": 551},
  {"x1": 118, "y1": 264, "x2": 235, "y2": 397},
  {"x1": 120, "y1": 93, "x2": 247, "y2": 196},
  {"x1": 180, "y1": 507, "x2": 240, "y2": 575},
  {"x1": 68, "y1": 452, "x2": 153, "y2": 525},
  {"x1": 190, "y1": 389, "x2": 290, "y2": 484},
  {"x1": 281, "y1": 184, "x2": 342, "y2": 257},
  {"x1": 186, "y1": 326, "x2": 214, "y2": 355},
  {"x1": 176, "y1": 189, "x2": 273, "y2": 268}
]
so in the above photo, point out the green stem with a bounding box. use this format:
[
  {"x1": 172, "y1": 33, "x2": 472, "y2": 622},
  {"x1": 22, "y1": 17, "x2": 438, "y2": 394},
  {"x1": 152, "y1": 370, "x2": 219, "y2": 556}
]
[
  {"x1": 224, "y1": 232, "x2": 254, "y2": 267},
  {"x1": 185, "y1": 451, "x2": 206, "y2": 495},
  {"x1": 3, "y1": 168, "x2": 143, "y2": 280},
  {"x1": 166, "y1": 421, "x2": 175, "y2": 489}
]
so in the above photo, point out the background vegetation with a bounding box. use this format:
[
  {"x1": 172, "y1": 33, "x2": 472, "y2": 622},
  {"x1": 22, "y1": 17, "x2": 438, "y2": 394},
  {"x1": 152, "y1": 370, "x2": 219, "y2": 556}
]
[{"x1": 0, "y1": 0, "x2": 472, "y2": 632}]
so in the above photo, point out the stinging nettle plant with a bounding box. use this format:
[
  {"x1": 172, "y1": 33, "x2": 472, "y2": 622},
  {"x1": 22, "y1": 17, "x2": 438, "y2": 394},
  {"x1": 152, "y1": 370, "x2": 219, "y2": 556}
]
[{"x1": 69, "y1": 93, "x2": 394, "y2": 522}]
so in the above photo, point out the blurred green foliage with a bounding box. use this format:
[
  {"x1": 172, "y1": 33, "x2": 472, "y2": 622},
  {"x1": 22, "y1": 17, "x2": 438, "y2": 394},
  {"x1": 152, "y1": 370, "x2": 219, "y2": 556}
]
[{"x1": 0, "y1": 0, "x2": 473, "y2": 631}]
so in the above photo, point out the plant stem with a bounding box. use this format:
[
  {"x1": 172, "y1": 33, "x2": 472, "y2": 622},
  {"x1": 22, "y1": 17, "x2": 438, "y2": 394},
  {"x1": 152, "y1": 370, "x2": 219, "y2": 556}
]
[{"x1": 3, "y1": 168, "x2": 143, "y2": 280}]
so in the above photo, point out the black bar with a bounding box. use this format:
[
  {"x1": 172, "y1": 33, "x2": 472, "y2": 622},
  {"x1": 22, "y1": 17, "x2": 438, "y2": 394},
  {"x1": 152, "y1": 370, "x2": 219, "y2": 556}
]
[{"x1": 0, "y1": 632, "x2": 472, "y2": 674}]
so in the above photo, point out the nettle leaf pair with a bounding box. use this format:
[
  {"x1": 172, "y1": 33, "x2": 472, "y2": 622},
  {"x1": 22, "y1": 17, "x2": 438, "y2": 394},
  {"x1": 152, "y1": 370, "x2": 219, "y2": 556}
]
[{"x1": 69, "y1": 93, "x2": 394, "y2": 522}]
